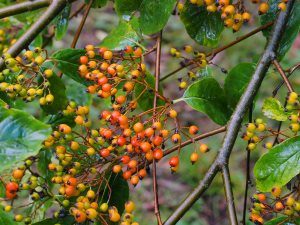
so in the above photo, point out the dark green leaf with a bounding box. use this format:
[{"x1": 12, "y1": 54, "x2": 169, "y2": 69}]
[
  {"x1": 101, "y1": 18, "x2": 140, "y2": 50},
  {"x1": 139, "y1": 0, "x2": 177, "y2": 35},
  {"x1": 55, "y1": 4, "x2": 71, "y2": 40},
  {"x1": 37, "y1": 149, "x2": 54, "y2": 188},
  {"x1": 31, "y1": 216, "x2": 75, "y2": 225},
  {"x1": 115, "y1": 0, "x2": 142, "y2": 16},
  {"x1": 178, "y1": 77, "x2": 231, "y2": 125},
  {"x1": 254, "y1": 135, "x2": 300, "y2": 192},
  {"x1": 262, "y1": 97, "x2": 292, "y2": 121},
  {"x1": 85, "y1": 0, "x2": 108, "y2": 8},
  {"x1": 134, "y1": 72, "x2": 165, "y2": 111},
  {"x1": 265, "y1": 216, "x2": 300, "y2": 225},
  {"x1": 180, "y1": 1, "x2": 224, "y2": 47},
  {"x1": 40, "y1": 63, "x2": 68, "y2": 114},
  {"x1": 261, "y1": 0, "x2": 300, "y2": 60},
  {"x1": 102, "y1": 173, "x2": 129, "y2": 215},
  {"x1": 50, "y1": 49, "x2": 90, "y2": 86},
  {"x1": 64, "y1": 77, "x2": 92, "y2": 106},
  {"x1": 0, "y1": 208, "x2": 16, "y2": 225},
  {"x1": 224, "y1": 63, "x2": 255, "y2": 109},
  {"x1": 0, "y1": 106, "x2": 51, "y2": 172}
]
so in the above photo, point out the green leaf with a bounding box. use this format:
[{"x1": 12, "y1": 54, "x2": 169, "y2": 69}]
[
  {"x1": 261, "y1": 0, "x2": 300, "y2": 60},
  {"x1": 265, "y1": 216, "x2": 300, "y2": 225},
  {"x1": 178, "y1": 77, "x2": 231, "y2": 125},
  {"x1": 224, "y1": 63, "x2": 255, "y2": 109},
  {"x1": 101, "y1": 18, "x2": 140, "y2": 50},
  {"x1": 31, "y1": 216, "x2": 75, "y2": 225},
  {"x1": 0, "y1": 208, "x2": 16, "y2": 225},
  {"x1": 0, "y1": 106, "x2": 51, "y2": 172},
  {"x1": 102, "y1": 173, "x2": 129, "y2": 215},
  {"x1": 40, "y1": 63, "x2": 68, "y2": 114},
  {"x1": 180, "y1": 1, "x2": 224, "y2": 47},
  {"x1": 254, "y1": 135, "x2": 300, "y2": 192},
  {"x1": 50, "y1": 49, "x2": 90, "y2": 86},
  {"x1": 115, "y1": 0, "x2": 142, "y2": 16},
  {"x1": 64, "y1": 77, "x2": 92, "y2": 106},
  {"x1": 262, "y1": 97, "x2": 292, "y2": 121},
  {"x1": 139, "y1": 0, "x2": 177, "y2": 35},
  {"x1": 37, "y1": 149, "x2": 54, "y2": 188},
  {"x1": 55, "y1": 4, "x2": 71, "y2": 40},
  {"x1": 134, "y1": 72, "x2": 165, "y2": 111},
  {"x1": 85, "y1": 0, "x2": 108, "y2": 8}
]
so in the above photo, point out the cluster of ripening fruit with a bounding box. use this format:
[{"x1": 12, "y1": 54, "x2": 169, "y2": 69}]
[
  {"x1": 242, "y1": 92, "x2": 300, "y2": 151},
  {"x1": 169, "y1": 45, "x2": 208, "y2": 89},
  {"x1": 250, "y1": 186, "x2": 300, "y2": 224},
  {"x1": 178, "y1": 0, "x2": 288, "y2": 32},
  {"x1": 0, "y1": 48, "x2": 55, "y2": 104},
  {"x1": 2, "y1": 158, "x2": 139, "y2": 224}
]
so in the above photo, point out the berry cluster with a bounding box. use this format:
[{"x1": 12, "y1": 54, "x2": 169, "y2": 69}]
[
  {"x1": 178, "y1": 0, "x2": 289, "y2": 32},
  {"x1": 0, "y1": 48, "x2": 55, "y2": 104},
  {"x1": 250, "y1": 186, "x2": 300, "y2": 224},
  {"x1": 241, "y1": 92, "x2": 300, "y2": 152},
  {"x1": 169, "y1": 45, "x2": 208, "y2": 89},
  {"x1": 1, "y1": 45, "x2": 209, "y2": 224}
]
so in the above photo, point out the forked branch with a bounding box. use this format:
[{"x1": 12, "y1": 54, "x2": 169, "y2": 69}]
[
  {"x1": 164, "y1": 0, "x2": 296, "y2": 224},
  {"x1": 0, "y1": 0, "x2": 75, "y2": 70}
]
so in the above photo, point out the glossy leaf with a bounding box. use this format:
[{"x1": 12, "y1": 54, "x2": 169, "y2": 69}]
[
  {"x1": 134, "y1": 72, "x2": 165, "y2": 111},
  {"x1": 50, "y1": 49, "x2": 90, "y2": 86},
  {"x1": 262, "y1": 97, "x2": 291, "y2": 121},
  {"x1": 177, "y1": 77, "x2": 231, "y2": 125},
  {"x1": 261, "y1": 0, "x2": 300, "y2": 60},
  {"x1": 0, "y1": 106, "x2": 51, "y2": 172},
  {"x1": 0, "y1": 208, "x2": 16, "y2": 225},
  {"x1": 254, "y1": 135, "x2": 300, "y2": 192},
  {"x1": 101, "y1": 18, "x2": 140, "y2": 50},
  {"x1": 139, "y1": 0, "x2": 177, "y2": 34},
  {"x1": 180, "y1": 1, "x2": 224, "y2": 47},
  {"x1": 55, "y1": 4, "x2": 71, "y2": 40},
  {"x1": 115, "y1": 0, "x2": 142, "y2": 16},
  {"x1": 224, "y1": 63, "x2": 255, "y2": 109}
]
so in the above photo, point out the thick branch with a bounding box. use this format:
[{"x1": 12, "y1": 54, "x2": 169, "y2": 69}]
[
  {"x1": 0, "y1": 0, "x2": 51, "y2": 19},
  {"x1": 164, "y1": 1, "x2": 295, "y2": 224},
  {"x1": 0, "y1": 0, "x2": 71, "y2": 70}
]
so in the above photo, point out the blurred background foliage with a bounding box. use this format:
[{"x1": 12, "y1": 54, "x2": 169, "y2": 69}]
[{"x1": 0, "y1": 0, "x2": 299, "y2": 224}]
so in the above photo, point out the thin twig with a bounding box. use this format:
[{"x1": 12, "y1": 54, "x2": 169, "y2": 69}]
[
  {"x1": 164, "y1": 1, "x2": 295, "y2": 224},
  {"x1": 242, "y1": 103, "x2": 253, "y2": 225},
  {"x1": 273, "y1": 59, "x2": 294, "y2": 93},
  {"x1": 70, "y1": 0, "x2": 93, "y2": 48},
  {"x1": 152, "y1": 31, "x2": 163, "y2": 225},
  {"x1": 160, "y1": 21, "x2": 274, "y2": 82},
  {"x1": 0, "y1": 0, "x2": 72, "y2": 70},
  {"x1": 0, "y1": 0, "x2": 51, "y2": 19}
]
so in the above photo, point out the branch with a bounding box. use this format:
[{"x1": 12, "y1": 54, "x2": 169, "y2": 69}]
[
  {"x1": 160, "y1": 21, "x2": 274, "y2": 82},
  {"x1": 221, "y1": 166, "x2": 238, "y2": 225},
  {"x1": 152, "y1": 31, "x2": 163, "y2": 225},
  {"x1": 273, "y1": 59, "x2": 294, "y2": 93},
  {"x1": 242, "y1": 103, "x2": 253, "y2": 225},
  {"x1": 0, "y1": 0, "x2": 72, "y2": 70},
  {"x1": 70, "y1": 0, "x2": 93, "y2": 48},
  {"x1": 164, "y1": 1, "x2": 295, "y2": 224},
  {"x1": 0, "y1": 0, "x2": 51, "y2": 19}
]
